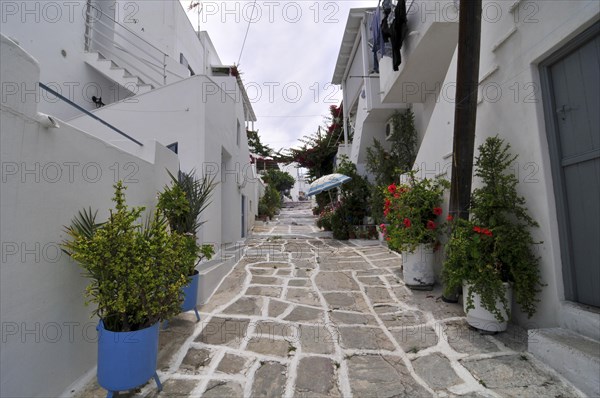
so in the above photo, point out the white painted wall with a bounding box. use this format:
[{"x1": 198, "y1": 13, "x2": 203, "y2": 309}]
[
  {"x1": 345, "y1": 40, "x2": 365, "y2": 113},
  {"x1": 414, "y1": 1, "x2": 600, "y2": 328},
  {"x1": 0, "y1": 1, "x2": 230, "y2": 121},
  {"x1": 0, "y1": 0, "x2": 132, "y2": 119},
  {"x1": 0, "y1": 34, "x2": 179, "y2": 398},
  {"x1": 68, "y1": 74, "x2": 258, "y2": 248},
  {"x1": 280, "y1": 163, "x2": 308, "y2": 202}
]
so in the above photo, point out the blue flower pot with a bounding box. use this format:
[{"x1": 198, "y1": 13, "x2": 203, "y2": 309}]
[
  {"x1": 181, "y1": 271, "x2": 199, "y2": 312},
  {"x1": 97, "y1": 321, "x2": 162, "y2": 397},
  {"x1": 181, "y1": 271, "x2": 200, "y2": 321}
]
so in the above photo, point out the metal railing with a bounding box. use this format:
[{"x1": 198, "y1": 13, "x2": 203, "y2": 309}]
[
  {"x1": 83, "y1": 3, "x2": 186, "y2": 88},
  {"x1": 39, "y1": 82, "x2": 143, "y2": 146}
]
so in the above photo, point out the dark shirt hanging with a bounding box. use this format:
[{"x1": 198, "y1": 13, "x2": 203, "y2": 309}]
[
  {"x1": 390, "y1": 0, "x2": 407, "y2": 71},
  {"x1": 381, "y1": 8, "x2": 392, "y2": 43}
]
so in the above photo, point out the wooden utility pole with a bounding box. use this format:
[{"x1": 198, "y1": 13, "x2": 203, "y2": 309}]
[
  {"x1": 449, "y1": 1, "x2": 483, "y2": 220},
  {"x1": 444, "y1": 1, "x2": 483, "y2": 302}
]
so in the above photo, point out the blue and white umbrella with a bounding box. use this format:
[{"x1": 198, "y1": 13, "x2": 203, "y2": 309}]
[{"x1": 307, "y1": 173, "x2": 352, "y2": 196}]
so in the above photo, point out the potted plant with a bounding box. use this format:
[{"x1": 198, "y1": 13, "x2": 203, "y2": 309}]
[
  {"x1": 316, "y1": 205, "x2": 333, "y2": 231},
  {"x1": 382, "y1": 170, "x2": 449, "y2": 289},
  {"x1": 442, "y1": 136, "x2": 544, "y2": 332},
  {"x1": 157, "y1": 170, "x2": 216, "y2": 322},
  {"x1": 62, "y1": 182, "x2": 189, "y2": 397}
]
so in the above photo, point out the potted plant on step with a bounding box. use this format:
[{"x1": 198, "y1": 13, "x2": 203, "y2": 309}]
[
  {"x1": 442, "y1": 136, "x2": 544, "y2": 332},
  {"x1": 383, "y1": 171, "x2": 449, "y2": 289},
  {"x1": 62, "y1": 182, "x2": 189, "y2": 397},
  {"x1": 158, "y1": 170, "x2": 216, "y2": 322}
]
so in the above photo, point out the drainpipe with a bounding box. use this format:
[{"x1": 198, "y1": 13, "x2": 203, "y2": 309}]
[
  {"x1": 342, "y1": 81, "x2": 349, "y2": 146},
  {"x1": 341, "y1": 15, "x2": 364, "y2": 146},
  {"x1": 359, "y1": 15, "x2": 371, "y2": 110}
]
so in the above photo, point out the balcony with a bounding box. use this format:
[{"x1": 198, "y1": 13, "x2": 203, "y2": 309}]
[{"x1": 380, "y1": 0, "x2": 459, "y2": 104}]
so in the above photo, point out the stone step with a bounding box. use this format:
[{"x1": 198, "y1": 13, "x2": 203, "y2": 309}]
[{"x1": 528, "y1": 327, "x2": 600, "y2": 397}]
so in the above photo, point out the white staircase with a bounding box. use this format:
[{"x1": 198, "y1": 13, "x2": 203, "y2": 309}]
[
  {"x1": 528, "y1": 304, "x2": 600, "y2": 397},
  {"x1": 84, "y1": 51, "x2": 154, "y2": 96},
  {"x1": 528, "y1": 328, "x2": 600, "y2": 397}
]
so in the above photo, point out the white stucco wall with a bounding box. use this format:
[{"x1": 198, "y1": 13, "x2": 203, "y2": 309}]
[
  {"x1": 415, "y1": 1, "x2": 599, "y2": 328},
  {"x1": 68, "y1": 74, "x2": 258, "y2": 248},
  {"x1": 0, "y1": 34, "x2": 179, "y2": 398},
  {"x1": 0, "y1": 1, "x2": 228, "y2": 121},
  {"x1": 0, "y1": 0, "x2": 132, "y2": 119}
]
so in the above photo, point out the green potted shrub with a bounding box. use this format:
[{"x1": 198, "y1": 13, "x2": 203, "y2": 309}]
[
  {"x1": 383, "y1": 170, "x2": 449, "y2": 289},
  {"x1": 442, "y1": 136, "x2": 544, "y2": 332},
  {"x1": 316, "y1": 204, "x2": 333, "y2": 231},
  {"x1": 157, "y1": 170, "x2": 216, "y2": 322},
  {"x1": 62, "y1": 182, "x2": 189, "y2": 397}
]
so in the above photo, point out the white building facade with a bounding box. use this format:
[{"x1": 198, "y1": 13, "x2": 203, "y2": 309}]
[
  {"x1": 333, "y1": 1, "x2": 599, "y2": 394},
  {"x1": 1, "y1": 1, "x2": 260, "y2": 396},
  {"x1": 1, "y1": 0, "x2": 259, "y2": 251}
]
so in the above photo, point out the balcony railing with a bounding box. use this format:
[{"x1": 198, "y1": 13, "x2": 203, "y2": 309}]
[
  {"x1": 83, "y1": 3, "x2": 186, "y2": 88},
  {"x1": 39, "y1": 82, "x2": 143, "y2": 146}
]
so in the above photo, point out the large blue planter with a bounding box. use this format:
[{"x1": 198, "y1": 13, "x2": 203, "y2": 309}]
[
  {"x1": 181, "y1": 271, "x2": 200, "y2": 322},
  {"x1": 97, "y1": 321, "x2": 162, "y2": 398}
]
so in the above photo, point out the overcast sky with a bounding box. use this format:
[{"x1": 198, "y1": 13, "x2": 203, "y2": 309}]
[{"x1": 181, "y1": 1, "x2": 374, "y2": 154}]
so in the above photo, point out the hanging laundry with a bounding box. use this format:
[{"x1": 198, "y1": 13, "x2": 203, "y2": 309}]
[
  {"x1": 381, "y1": 7, "x2": 392, "y2": 45},
  {"x1": 382, "y1": 0, "x2": 392, "y2": 12},
  {"x1": 390, "y1": 0, "x2": 407, "y2": 71},
  {"x1": 371, "y1": 7, "x2": 384, "y2": 73}
]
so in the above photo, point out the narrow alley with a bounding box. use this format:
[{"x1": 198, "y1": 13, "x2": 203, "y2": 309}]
[{"x1": 77, "y1": 203, "x2": 582, "y2": 398}]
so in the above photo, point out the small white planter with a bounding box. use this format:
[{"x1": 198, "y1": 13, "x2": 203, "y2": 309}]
[
  {"x1": 402, "y1": 244, "x2": 435, "y2": 290},
  {"x1": 463, "y1": 282, "x2": 512, "y2": 332}
]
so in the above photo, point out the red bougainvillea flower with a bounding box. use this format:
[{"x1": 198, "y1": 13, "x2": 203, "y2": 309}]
[
  {"x1": 446, "y1": 215, "x2": 453, "y2": 222},
  {"x1": 388, "y1": 183, "x2": 397, "y2": 194},
  {"x1": 482, "y1": 228, "x2": 493, "y2": 237},
  {"x1": 427, "y1": 220, "x2": 437, "y2": 230},
  {"x1": 394, "y1": 193, "x2": 400, "y2": 199},
  {"x1": 403, "y1": 218, "x2": 412, "y2": 228},
  {"x1": 379, "y1": 224, "x2": 387, "y2": 232},
  {"x1": 433, "y1": 207, "x2": 443, "y2": 216},
  {"x1": 473, "y1": 226, "x2": 482, "y2": 233},
  {"x1": 384, "y1": 198, "x2": 391, "y2": 209},
  {"x1": 386, "y1": 237, "x2": 391, "y2": 241},
  {"x1": 384, "y1": 208, "x2": 390, "y2": 217}
]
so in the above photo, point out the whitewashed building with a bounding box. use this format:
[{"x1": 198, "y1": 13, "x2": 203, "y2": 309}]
[
  {"x1": 1, "y1": 1, "x2": 259, "y2": 396},
  {"x1": 1, "y1": 0, "x2": 259, "y2": 249},
  {"x1": 333, "y1": 1, "x2": 599, "y2": 394}
]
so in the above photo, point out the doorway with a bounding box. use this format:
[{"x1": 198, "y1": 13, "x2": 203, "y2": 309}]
[{"x1": 540, "y1": 23, "x2": 600, "y2": 307}]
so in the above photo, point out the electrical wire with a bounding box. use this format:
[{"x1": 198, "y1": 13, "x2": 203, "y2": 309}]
[{"x1": 237, "y1": 0, "x2": 258, "y2": 65}]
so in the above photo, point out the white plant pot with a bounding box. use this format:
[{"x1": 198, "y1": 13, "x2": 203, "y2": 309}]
[
  {"x1": 402, "y1": 244, "x2": 435, "y2": 290},
  {"x1": 463, "y1": 282, "x2": 512, "y2": 332}
]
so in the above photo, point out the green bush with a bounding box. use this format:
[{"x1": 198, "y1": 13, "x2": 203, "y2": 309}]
[
  {"x1": 383, "y1": 170, "x2": 449, "y2": 253},
  {"x1": 258, "y1": 185, "x2": 281, "y2": 219},
  {"x1": 442, "y1": 136, "x2": 544, "y2": 321},
  {"x1": 62, "y1": 182, "x2": 189, "y2": 332},
  {"x1": 330, "y1": 203, "x2": 350, "y2": 240},
  {"x1": 366, "y1": 109, "x2": 418, "y2": 224},
  {"x1": 316, "y1": 205, "x2": 333, "y2": 231},
  {"x1": 157, "y1": 170, "x2": 216, "y2": 276}
]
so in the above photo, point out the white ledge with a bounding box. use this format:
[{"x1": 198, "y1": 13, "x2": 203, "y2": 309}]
[
  {"x1": 479, "y1": 64, "x2": 500, "y2": 84},
  {"x1": 492, "y1": 26, "x2": 518, "y2": 52}
]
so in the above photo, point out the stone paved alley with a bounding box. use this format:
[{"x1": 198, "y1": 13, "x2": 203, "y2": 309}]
[{"x1": 78, "y1": 203, "x2": 584, "y2": 397}]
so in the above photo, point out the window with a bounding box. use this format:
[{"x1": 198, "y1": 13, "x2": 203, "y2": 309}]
[
  {"x1": 180, "y1": 53, "x2": 195, "y2": 76},
  {"x1": 167, "y1": 142, "x2": 178, "y2": 154}
]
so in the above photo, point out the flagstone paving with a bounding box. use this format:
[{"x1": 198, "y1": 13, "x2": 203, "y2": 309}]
[{"x1": 76, "y1": 203, "x2": 584, "y2": 397}]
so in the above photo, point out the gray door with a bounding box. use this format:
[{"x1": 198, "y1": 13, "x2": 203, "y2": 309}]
[{"x1": 542, "y1": 24, "x2": 600, "y2": 307}]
